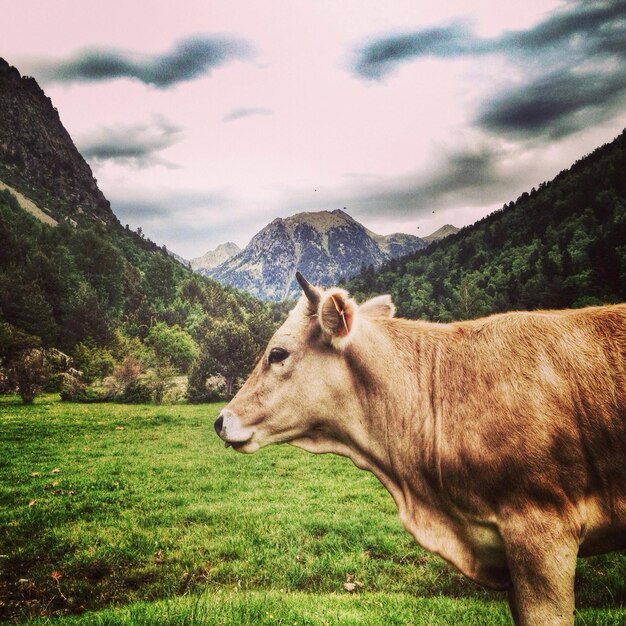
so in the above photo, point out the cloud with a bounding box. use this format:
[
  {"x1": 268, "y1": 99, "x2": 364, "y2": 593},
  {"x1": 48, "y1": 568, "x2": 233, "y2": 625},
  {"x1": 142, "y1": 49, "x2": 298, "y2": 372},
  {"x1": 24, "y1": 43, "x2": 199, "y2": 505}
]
[
  {"x1": 351, "y1": 1, "x2": 626, "y2": 138},
  {"x1": 222, "y1": 107, "x2": 274, "y2": 122},
  {"x1": 353, "y1": 24, "x2": 475, "y2": 80},
  {"x1": 353, "y1": 1, "x2": 626, "y2": 79},
  {"x1": 271, "y1": 144, "x2": 518, "y2": 219},
  {"x1": 110, "y1": 190, "x2": 226, "y2": 220},
  {"x1": 477, "y1": 66, "x2": 626, "y2": 138},
  {"x1": 36, "y1": 35, "x2": 253, "y2": 88},
  {"x1": 106, "y1": 189, "x2": 256, "y2": 255},
  {"x1": 78, "y1": 119, "x2": 183, "y2": 166},
  {"x1": 350, "y1": 146, "x2": 508, "y2": 216},
  {"x1": 500, "y1": 0, "x2": 626, "y2": 57}
]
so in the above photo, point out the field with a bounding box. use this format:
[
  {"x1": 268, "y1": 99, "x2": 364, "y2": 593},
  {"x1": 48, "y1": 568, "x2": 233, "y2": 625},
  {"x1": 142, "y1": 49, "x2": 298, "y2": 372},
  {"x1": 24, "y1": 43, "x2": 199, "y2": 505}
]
[{"x1": 0, "y1": 395, "x2": 624, "y2": 625}]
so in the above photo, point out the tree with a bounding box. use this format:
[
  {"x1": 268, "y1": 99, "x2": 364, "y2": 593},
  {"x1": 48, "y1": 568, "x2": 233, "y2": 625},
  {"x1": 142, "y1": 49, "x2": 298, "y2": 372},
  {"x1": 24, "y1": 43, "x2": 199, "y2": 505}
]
[
  {"x1": 60, "y1": 281, "x2": 114, "y2": 347},
  {"x1": 189, "y1": 320, "x2": 258, "y2": 400},
  {"x1": 145, "y1": 322, "x2": 199, "y2": 373},
  {"x1": 143, "y1": 253, "x2": 176, "y2": 304}
]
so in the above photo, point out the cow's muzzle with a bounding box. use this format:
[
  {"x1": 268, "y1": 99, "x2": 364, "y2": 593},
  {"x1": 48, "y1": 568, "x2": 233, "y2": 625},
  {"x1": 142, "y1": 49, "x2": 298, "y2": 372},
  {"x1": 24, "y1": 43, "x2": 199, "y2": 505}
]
[{"x1": 214, "y1": 409, "x2": 258, "y2": 452}]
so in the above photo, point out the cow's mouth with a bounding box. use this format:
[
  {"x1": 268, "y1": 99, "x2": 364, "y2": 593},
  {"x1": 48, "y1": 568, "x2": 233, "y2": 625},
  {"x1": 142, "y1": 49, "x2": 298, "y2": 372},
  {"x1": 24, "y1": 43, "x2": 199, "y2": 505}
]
[{"x1": 223, "y1": 437, "x2": 259, "y2": 453}]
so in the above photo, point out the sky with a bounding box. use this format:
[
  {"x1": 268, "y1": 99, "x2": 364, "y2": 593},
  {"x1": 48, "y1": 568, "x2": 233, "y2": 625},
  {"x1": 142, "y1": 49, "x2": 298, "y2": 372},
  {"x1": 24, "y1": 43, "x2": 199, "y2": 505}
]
[{"x1": 4, "y1": 0, "x2": 626, "y2": 259}]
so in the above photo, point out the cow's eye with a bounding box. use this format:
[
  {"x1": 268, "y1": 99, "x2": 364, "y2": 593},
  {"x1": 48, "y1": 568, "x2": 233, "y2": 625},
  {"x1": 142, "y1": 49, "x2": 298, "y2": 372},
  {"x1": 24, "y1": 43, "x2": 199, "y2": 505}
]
[{"x1": 268, "y1": 347, "x2": 289, "y2": 364}]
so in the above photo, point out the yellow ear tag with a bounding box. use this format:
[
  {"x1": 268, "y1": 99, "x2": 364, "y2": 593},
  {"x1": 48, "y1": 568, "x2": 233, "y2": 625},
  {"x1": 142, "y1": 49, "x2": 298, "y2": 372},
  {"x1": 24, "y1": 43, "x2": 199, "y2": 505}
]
[{"x1": 330, "y1": 294, "x2": 350, "y2": 335}]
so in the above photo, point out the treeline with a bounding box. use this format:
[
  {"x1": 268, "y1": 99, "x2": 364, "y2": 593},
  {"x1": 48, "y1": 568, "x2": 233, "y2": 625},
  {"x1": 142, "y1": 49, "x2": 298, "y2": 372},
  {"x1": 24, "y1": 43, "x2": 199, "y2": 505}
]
[
  {"x1": 0, "y1": 190, "x2": 281, "y2": 403},
  {"x1": 346, "y1": 130, "x2": 626, "y2": 320}
]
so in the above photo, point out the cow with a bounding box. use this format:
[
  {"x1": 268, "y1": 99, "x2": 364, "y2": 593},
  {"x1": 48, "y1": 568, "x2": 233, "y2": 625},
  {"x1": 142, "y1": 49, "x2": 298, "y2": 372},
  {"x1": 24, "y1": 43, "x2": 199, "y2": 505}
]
[{"x1": 214, "y1": 272, "x2": 626, "y2": 626}]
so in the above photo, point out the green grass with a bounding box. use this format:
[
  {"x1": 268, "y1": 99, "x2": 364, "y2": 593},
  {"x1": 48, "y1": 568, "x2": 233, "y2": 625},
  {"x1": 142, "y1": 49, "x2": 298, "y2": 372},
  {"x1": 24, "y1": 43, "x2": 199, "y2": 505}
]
[{"x1": 0, "y1": 394, "x2": 624, "y2": 624}]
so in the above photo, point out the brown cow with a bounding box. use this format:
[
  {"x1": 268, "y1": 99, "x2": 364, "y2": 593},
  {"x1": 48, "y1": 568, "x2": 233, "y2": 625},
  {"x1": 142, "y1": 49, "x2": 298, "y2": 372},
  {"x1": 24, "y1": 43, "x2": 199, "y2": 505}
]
[{"x1": 214, "y1": 272, "x2": 626, "y2": 625}]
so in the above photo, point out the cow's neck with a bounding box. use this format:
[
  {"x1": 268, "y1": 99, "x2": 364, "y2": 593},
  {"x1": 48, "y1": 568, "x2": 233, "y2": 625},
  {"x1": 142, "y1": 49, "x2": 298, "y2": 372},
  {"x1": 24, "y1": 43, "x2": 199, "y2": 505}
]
[{"x1": 338, "y1": 319, "x2": 470, "y2": 560}]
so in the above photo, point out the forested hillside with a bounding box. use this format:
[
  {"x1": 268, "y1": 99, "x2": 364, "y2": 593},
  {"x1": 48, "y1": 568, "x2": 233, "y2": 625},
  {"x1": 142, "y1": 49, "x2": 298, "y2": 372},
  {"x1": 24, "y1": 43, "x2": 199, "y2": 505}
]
[
  {"x1": 0, "y1": 188, "x2": 280, "y2": 402},
  {"x1": 0, "y1": 58, "x2": 282, "y2": 404},
  {"x1": 345, "y1": 130, "x2": 626, "y2": 321}
]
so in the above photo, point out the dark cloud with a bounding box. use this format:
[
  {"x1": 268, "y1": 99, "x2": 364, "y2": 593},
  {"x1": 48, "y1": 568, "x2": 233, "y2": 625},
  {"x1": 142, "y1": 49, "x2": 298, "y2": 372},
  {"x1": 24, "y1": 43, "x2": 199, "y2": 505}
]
[
  {"x1": 37, "y1": 35, "x2": 253, "y2": 88},
  {"x1": 501, "y1": 0, "x2": 626, "y2": 56},
  {"x1": 351, "y1": 147, "x2": 506, "y2": 216},
  {"x1": 353, "y1": 1, "x2": 626, "y2": 79},
  {"x1": 278, "y1": 146, "x2": 511, "y2": 219},
  {"x1": 352, "y1": 1, "x2": 626, "y2": 138},
  {"x1": 79, "y1": 120, "x2": 183, "y2": 166},
  {"x1": 353, "y1": 24, "x2": 476, "y2": 80},
  {"x1": 478, "y1": 66, "x2": 626, "y2": 137},
  {"x1": 222, "y1": 107, "x2": 274, "y2": 122}
]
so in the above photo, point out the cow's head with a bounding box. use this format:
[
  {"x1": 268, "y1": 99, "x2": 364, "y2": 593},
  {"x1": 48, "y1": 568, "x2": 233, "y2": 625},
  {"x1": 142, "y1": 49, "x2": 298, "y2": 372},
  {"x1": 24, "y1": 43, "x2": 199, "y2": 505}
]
[{"x1": 214, "y1": 272, "x2": 395, "y2": 455}]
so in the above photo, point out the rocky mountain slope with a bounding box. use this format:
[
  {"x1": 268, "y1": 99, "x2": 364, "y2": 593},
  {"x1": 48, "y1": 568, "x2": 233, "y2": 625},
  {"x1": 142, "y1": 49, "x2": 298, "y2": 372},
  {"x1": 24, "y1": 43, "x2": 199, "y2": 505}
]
[
  {"x1": 422, "y1": 224, "x2": 460, "y2": 244},
  {"x1": 0, "y1": 58, "x2": 115, "y2": 226},
  {"x1": 205, "y1": 209, "x2": 425, "y2": 300},
  {"x1": 191, "y1": 242, "x2": 240, "y2": 271}
]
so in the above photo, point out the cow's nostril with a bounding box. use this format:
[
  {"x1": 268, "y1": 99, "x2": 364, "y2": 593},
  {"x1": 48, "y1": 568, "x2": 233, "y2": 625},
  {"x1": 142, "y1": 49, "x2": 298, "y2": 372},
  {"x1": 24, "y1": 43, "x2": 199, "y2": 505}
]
[{"x1": 214, "y1": 414, "x2": 224, "y2": 435}]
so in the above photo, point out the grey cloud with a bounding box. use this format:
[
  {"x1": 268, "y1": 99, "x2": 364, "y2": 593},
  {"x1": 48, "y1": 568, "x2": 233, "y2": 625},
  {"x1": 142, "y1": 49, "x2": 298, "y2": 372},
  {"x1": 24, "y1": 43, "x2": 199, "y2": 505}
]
[
  {"x1": 502, "y1": 0, "x2": 626, "y2": 56},
  {"x1": 353, "y1": 24, "x2": 476, "y2": 79},
  {"x1": 79, "y1": 120, "x2": 183, "y2": 166},
  {"x1": 222, "y1": 107, "x2": 274, "y2": 122},
  {"x1": 108, "y1": 192, "x2": 251, "y2": 257},
  {"x1": 276, "y1": 146, "x2": 513, "y2": 218},
  {"x1": 353, "y1": 1, "x2": 626, "y2": 79},
  {"x1": 478, "y1": 66, "x2": 626, "y2": 137},
  {"x1": 352, "y1": 147, "x2": 506, "y2": 216},
  {"x1": 37, "y1": 35, "x2": 253, "y2": 88},
  {"x1": 352, "y1": 0, "x2": 626, "y2": 139}
]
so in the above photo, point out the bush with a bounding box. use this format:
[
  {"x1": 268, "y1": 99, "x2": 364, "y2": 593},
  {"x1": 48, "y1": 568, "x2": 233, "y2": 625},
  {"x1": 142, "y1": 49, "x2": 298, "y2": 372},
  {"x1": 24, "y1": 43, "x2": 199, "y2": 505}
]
[
  {"x1": 103, "y1": 356, "x2": 151, "y2": 403},
  {"x1": 73, "y1": 342, "x2": 115, "y2": 383},
  {"x1": 116, "y1": 380, "x2": 152, "y2": 404},
  {"x1": 186, "y1": 354, "x2": 216, "y2": 403},
  {"x1": 59, "y1": 372, "x2": 110, "y2": 403},
  {"x1": 143, "y1": 364, "x2": 177, "y2": 404},
  {"x1": 5, "y1": 348, "x2": 53, "y2": 405},
  {"x1": 205, "y1": 374, "x2": 227, "y2": 401}
]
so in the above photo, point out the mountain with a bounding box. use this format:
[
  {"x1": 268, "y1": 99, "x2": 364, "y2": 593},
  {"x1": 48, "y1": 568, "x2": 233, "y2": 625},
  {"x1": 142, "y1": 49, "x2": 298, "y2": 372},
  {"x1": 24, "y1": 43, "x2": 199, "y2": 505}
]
[
  {"x1": 0, "y1": 57, "x2": 277, "y2": 378},
  {"x1": 0, "y1": 58, "x2": 115, "y2": 226},
  {"x1": 206, "y1": 209, "x2": 426, "y2": 300},
  {"x1": 191, "y1": 242, "x2": 240, "y2": 272},
  {"x1": 346, "y1": 129, "x2": 626, "y2": 321},
  {"x1": 422, "y1": 224, "x2": 460, "y2": 244}
]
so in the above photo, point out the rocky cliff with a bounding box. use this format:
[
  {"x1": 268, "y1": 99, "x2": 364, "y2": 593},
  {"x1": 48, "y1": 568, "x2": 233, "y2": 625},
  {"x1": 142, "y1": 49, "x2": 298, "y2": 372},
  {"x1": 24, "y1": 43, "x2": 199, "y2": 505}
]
[{"x1": 0, "y1": 58, "x2": 116, "y2": 226}]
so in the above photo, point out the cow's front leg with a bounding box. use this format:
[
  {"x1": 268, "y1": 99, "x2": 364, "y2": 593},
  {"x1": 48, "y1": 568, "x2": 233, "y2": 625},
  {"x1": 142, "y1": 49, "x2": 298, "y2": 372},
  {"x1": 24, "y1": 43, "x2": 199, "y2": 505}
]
[{"x1": 502, "y1": 516, "x2": 579, "y2": 626}]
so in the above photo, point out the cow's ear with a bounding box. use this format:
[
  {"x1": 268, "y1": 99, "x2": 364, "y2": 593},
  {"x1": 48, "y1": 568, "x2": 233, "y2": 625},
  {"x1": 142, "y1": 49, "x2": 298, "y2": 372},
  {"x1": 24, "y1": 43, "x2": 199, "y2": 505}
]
[
  {"x1": 318, "y1": 289, "x2": 357, "y2": 348},
  {"x1": 359, "y1": 294, "x2": 395, "y2": 319}
]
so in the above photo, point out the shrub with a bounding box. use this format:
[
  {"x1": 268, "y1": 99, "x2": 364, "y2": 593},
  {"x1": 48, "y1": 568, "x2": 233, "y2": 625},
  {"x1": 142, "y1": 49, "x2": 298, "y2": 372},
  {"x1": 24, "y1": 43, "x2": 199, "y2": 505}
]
[
  {"x1": 73, "y1": 342, "x2": 115, "y2": 383},
  {"x1": 116, "y1": 380, "x2": 152, "y2": 404},
  {"x1": 59, "y1": 372, "x2": 110, "y2": 403},
  {"x1": 103, "y1": 356, "x2": 150, "y2": 403},
  {"x1": 145, "y1": 322, "x2": 199, "y2": 373},
  {"x1": 205, "y1": 374, "x2": 227, "y2": 401},
  {"x1": 5, "y1": 348, "x2": 53, "y2": 405}
]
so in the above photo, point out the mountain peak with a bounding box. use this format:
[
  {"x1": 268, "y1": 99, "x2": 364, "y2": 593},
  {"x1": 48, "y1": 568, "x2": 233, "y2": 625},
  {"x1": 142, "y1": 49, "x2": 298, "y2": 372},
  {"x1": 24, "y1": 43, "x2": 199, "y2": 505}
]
[
  {"x1": 422, "y1": 224, "x2": 460, "y2": 244},
  {"x1": 203, "y1": 209, "x2": 426, "y2": 300},
  {"x1": 190, "y1": 241, "x2": 241, "y2": 271}
]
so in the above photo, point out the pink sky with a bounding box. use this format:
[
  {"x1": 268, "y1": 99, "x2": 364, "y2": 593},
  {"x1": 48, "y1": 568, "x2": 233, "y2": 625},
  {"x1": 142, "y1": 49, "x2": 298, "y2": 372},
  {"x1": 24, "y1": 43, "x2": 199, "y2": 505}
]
[{"x1": 4, "y1": 0, "x2": 626, "y2": 258}]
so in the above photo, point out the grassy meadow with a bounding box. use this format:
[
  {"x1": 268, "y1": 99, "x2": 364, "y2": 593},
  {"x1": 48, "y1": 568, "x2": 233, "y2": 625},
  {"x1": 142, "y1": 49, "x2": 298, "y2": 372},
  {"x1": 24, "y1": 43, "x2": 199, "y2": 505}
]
[{"x1": 0, "y1": 395, "x2": 624, "y2": 625}]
